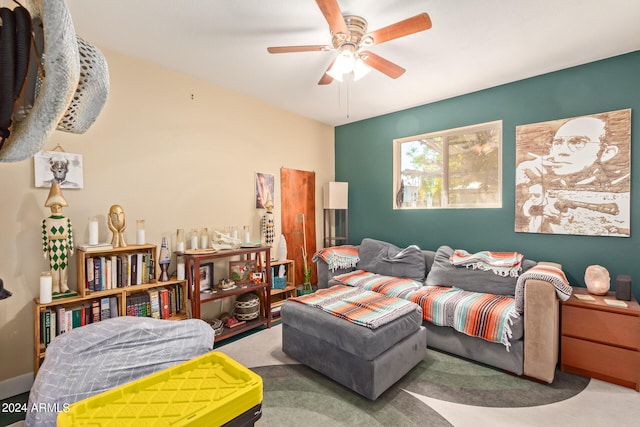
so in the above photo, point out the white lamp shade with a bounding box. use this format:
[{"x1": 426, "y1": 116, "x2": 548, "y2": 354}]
[{"x1": 324, "y1": 182, "x2": 349, "y2": 210}]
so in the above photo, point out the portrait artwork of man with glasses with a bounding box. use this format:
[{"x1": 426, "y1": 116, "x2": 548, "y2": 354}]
[{"x1": 515, "y1": 109, "x2": 631, "y2": 236}]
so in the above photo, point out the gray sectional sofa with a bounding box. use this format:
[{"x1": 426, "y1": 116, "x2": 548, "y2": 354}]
[{"x1": 315, "y1": 238, "x2": 562, "y2": 384}]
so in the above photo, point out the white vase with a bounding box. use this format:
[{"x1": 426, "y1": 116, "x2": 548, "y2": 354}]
[{"x1": 277, "y1": 234, "x2": 287, "y2": 260}]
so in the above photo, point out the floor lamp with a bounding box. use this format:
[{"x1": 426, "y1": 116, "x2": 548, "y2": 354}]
[{"x1": 323, "y1": 182, "x2": 348, "y2": 248}]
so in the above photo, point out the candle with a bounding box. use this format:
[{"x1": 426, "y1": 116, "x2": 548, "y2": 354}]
[
  {"x1": 88, "y1": 218, "x2": 98, "y2": 245},
  {"x1": 176, "y1": 229, "x2": 185, "y2": 252},
  {"x1": 200, "y1": 228, "x2": 208, "y2": 249},
  {"x1": 191, "y1": 235, "x2": 198, "y2": 250},
  {"x1": 177, "y1": 256, "x2": 185, "y2": 280},
  {"x1": 136, "y1": 220, "x2": 145, "y2": 245},
  {"x1": 40, "y1": 272, "x2": 52, "y2": 304}
]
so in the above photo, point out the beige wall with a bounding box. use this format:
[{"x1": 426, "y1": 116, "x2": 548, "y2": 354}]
[{"x1": 0, "y1": 49, "x2": 334, "y2": 385}]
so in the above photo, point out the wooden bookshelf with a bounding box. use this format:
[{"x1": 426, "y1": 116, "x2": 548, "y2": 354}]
[
  {"x1": 34, "y1": 243, "x2": 189, "y2": 374},
  {"x1": 183, "y1": 246, "x2": 272, "y2": 342},
  {"x1": 76, "y1": 244, "x2": 159, "y2": 297},
  {"x1": 270, "y1": 259, "x2": 296, "y2": 316}
]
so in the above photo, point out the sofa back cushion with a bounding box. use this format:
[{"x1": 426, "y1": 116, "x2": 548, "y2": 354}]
[
  {"x1": 357, "y1": 238, "x2": 426, "y2": 281},
  {"x1": 425, "y1": 245, "x2": 536, "y2": 296}
]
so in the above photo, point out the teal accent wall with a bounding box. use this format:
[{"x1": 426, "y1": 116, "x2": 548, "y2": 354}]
[{"x1": 335, "y1": 50, "x2": 640, "y2": 300}]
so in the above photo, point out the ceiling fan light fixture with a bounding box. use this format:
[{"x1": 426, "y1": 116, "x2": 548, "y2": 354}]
[
  {"x1": 327, "y1": 44, "x2": 356, "y2": 81},
  {"x1": 352, "y1": 56, "x2": 371, "y2": 81}
]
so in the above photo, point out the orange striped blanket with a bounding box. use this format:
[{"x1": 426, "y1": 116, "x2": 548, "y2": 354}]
[
  {"x1": 332, "y1": 270, "x2": 422, "y2": 299},
  {"x1": 410, "y1": 286, "x2": 518, "y2": 350},
  {"x1": 450, "y1": 249, "x2": 523, "y2": 277},
  {"x1": 313, "y1": 245, "x2": 360, "y2": 271},
  {"x1": 290, "y1": 284, "x2": 420, "y2": 329}
]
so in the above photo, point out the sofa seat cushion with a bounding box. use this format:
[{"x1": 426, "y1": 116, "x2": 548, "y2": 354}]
[
  {"x1": 426, "y1": 245, "x2": 536, "y2": 296},
  {"x1": 333, "y1": 269, "x2": 422, "y2": 299},
  {"x1": 410, "y1": 285, "x2": 522, "y2": 349},
  {"x1": 356, "y1": 238, "x2": 426, "y2": 281}
]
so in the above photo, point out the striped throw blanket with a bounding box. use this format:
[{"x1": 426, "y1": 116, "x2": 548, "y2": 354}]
[
  {"x1": 313, "y1": 245, "x2": 360, "y2": 271},
  {"x1": 410, "y1": 286, "x2": 518, "y2": 350},
  {"x1": 333, "y1": 270, "x2": 422, "y2": 299},
  {"x1": 514, "y1": 264, "x2": 572, "y2": 313},
  {"x1": 450, "y1": 249, "x2": 523, "y2": 277},
  {"x1": 290, "y1": 285, "x2": 420, "y2": 329}
]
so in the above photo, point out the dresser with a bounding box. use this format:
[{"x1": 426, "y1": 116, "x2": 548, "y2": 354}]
[{"x1": 561, "y1": 286, "x2": 640, "y2": 391}]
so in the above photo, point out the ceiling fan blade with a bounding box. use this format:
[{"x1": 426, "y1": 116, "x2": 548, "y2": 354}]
[
  {"x1": 315, "y1": 0, "x2": 348, "y2": 37},
  {"x1": 365, "y1": 13, "x2": 432, "y2": 45},
  {"x1": 360, "y1": 51, "x2": 406, "y2": 79},
  {"x1": 267, "y1": 45, "x2": 330, "y2": 54},
  {"x1": 318, "y1": 58, "x2": 336, "y2": 85}
]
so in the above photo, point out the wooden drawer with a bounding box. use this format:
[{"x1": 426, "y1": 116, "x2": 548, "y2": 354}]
[
  {"x1": 562, "y1": 305, "x2": 640, "y2": 350},
  {"x1": 562, "y1": 336, "x2": 640, "y2": 390}
]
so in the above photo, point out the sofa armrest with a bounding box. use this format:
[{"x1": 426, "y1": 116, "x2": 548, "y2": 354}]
[
  {"x1": 523, "y1": 261, "x2": 561, "y2": 383},
  {"x1": 315, "y1": 258, "x2": 356, "y2": 289}
]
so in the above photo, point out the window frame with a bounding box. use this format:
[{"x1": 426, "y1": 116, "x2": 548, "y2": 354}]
[{"x1": 393, "y1": 120, "x2": 503, "y2": 210}]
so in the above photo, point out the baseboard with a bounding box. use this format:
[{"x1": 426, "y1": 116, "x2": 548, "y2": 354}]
[{"x1": 0, "y1": 373, "x2": 33, "y2": 400}]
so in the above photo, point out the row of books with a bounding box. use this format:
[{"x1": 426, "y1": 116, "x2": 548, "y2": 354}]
[
  {"x1": 126, "y1": 285, "x2": 184, "y2": 320},
  {"x1": 40, "y1": 296, "x2": 119, "y2": 348},
  {"x1": 39, "y1": 284, "x2": 185, "y2": 348},
  {"x1": 85, "y1": 253, "x2": 155, "y2": 292}
]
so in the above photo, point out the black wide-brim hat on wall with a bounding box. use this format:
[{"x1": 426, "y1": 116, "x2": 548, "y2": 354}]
[{"x1": 0, "y1": 0, "x2": 109, "y2": 163}]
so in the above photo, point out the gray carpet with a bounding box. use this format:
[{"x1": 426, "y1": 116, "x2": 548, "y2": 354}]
[{"x1": 250, "y1": 345, "x2": 589, "y2": 426}]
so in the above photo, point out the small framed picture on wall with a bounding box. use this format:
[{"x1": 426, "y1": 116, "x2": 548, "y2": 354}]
[
  {"x1": 34, "y1": 150, "x2": 84, "y2": 189},
  {"x1": 255, "y1": 172, "x2": 275, "y2": 209}
]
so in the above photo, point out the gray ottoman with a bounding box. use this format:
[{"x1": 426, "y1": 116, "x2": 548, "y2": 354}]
[{"x1": 281, "y1": 299, "x2": 426, "y2": 400}]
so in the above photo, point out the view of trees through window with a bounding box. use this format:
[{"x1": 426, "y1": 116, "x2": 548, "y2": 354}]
[{"x1": 394, "y1": 121, "x2": 502, "y2": 209}]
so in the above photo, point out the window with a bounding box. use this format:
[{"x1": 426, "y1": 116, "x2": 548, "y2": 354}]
[{"x1": 393, "y1": 121, "x2": 502, "y2": 209}]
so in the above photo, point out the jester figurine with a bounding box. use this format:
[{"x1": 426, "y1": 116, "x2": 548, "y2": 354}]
[
  {"x1": 42, "y1": 183, "x2": 74, "y2": 294},
  {"x1": 261, "y1": 197, "x2": 275, "y2": 247}
]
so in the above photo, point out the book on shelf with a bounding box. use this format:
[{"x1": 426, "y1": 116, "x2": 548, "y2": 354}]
[
  {"x1": 111, "y1": 256, "x2": 118, "y2": 289},
  {"x1": 55, "y1": 306, "x2": 66, "y2": 335},
  {"x1": 147, "y1": 289, "x2": 161, "y2": 319},
  {"x1": 76, "y1": 243, "x2": 114, "y2": 252},
  {"x1": 91, "y1": 300, "x2": 101, "y2": 323},
  {"x1": 159, "y1": 288, "x2": 170, "y2": 319},
  {"x1": 41, "y1": 310, "x2": 51, "y2": 347},
  {"x1": 100, "y1": 297, "x2": 111, "y2": 320},
  {"x1": 86, "y1": 258, "x2": 94, "y2": 291},
  {"x1": 109, "y1": 296, "x2": 119, "y2": 317}
]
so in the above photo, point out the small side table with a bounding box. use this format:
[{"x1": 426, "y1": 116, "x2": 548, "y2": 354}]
[{"x1": 560, "y1": 287, "x2": 640, "y2": 391}]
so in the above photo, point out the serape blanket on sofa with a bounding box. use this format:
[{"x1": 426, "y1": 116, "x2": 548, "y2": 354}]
[
  {"x1": 450, "y1": 249, "x2": 523, "y2": 277},
  {"x1": 290, "y1": 284, "x2": 420, "y2": 329},
  {"x1": 313, "y1": 245, "x2": 360, "y2": 271},
  {"x1": 410, "y1": 286, "x2": 518, "y2": 350},
  {"x1": 333, "y1": 269, "x2": 422, "y2": 299},
  {"x1": 514, "y1": 263, "x2": 572, "y2": 313}
]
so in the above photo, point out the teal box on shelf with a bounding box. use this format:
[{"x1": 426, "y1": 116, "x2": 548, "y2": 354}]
[{"x1": 272, "y1": 277, "x2": 286, "y2": 289}]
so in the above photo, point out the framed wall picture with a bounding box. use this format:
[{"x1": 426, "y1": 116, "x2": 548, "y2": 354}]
[
  {"x1": 229, "y1": 260, "x2": 257, "y2": 285},
  {"x1": 34, "y1": 150, "x2": 84, "y2": 189},
  {"x1": 255, "y1": 172, "x2": 275, "y2": 209},
  {"x1": 515, "y1": 109, "x2": 631, "y2": 237},
  {"x1": 198, "y1": 262, "x2": 214, "y2": 293}
]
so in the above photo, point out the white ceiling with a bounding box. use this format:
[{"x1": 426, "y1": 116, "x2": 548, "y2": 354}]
[{"x1": 65, "y1": 0, "x2": 640, "y2": 127}]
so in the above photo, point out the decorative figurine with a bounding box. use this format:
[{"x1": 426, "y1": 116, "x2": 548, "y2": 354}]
[
  {"x1": 158, "y1": 237, "x2": 171, "y2": 282},
  {"x1": 261, "y1": 198, "x2": 275, "y2": 247},
  {"x1": 108, "y1": 204, "x2": 127, "y2": 247},
  {"x1": 42, "y1": 183, "x2": 74, "y2": 294}
]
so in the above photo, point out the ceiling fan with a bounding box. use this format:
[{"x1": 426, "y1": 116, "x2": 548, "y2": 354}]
[{"x1": 267, "y1": 0, "x2": 432, "y2": 85}]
